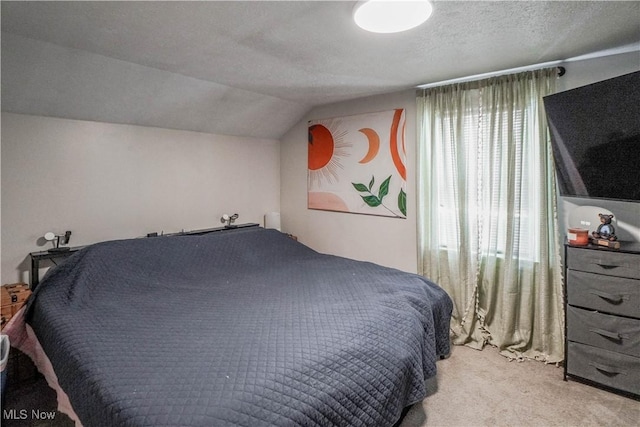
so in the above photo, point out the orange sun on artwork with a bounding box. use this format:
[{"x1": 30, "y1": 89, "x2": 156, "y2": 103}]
[
  {"x1": 308, "y1": 119, "x2": 350, "y2": 187},
  {"x1": 308, "y1": 124, "x2": 334, "y2": 170}
]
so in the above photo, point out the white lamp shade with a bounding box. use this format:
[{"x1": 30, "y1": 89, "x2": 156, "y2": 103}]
[{"x1": 265, "y1": 212, "x2": 281, "y2": 231}]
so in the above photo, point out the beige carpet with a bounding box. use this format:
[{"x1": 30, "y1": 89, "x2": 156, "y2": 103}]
[
  {"x1": 5, "y1": 344, "x2": 637, "y2": 426},
  {"x1": 400, "y1": 345, "x2": 639, "y2": 427}
]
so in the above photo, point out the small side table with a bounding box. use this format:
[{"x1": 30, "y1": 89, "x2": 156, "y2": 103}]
[{"x1": 30, "y1": 246, "x2": 84, "y2": 290}]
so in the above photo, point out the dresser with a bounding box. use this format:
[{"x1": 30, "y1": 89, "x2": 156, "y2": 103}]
[{"x1": 564, "y1": 242, "x2": 640, "y2": 398}]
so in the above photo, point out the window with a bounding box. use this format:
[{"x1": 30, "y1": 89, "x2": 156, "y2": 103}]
[{"x1": 417, "y1": 68, "x2": 564, "y2": 362}]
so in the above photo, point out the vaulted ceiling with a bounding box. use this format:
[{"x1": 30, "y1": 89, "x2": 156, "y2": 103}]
[{"x1": 2, "y1": 1, "x2": 639, "y2": 139}]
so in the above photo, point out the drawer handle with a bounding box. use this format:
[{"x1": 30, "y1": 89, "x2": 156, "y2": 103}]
[
  {"x1": 588, "y1": 289, "x2": 624, "y2": 304},
  {"x1": 595, "y1": 263, "x2": 620, "y2": 270},
  {"x1": 589, "y1": 328, "x2": 622, "y2": 341},
  {"x1": 589, "y1": 362, "x2": 627, "y2": 376}
]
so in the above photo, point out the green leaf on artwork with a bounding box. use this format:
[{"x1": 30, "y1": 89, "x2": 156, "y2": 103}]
[
  {"x1": 361, "y1": 195, "x2": 382, "y2": 207},
  {"x1": 368, "y1": 176, "x2": 375, "y2": 191},
  {"x1": 398, "y1": 189, "x2": 407, "y2": 216},
  {"x1": 378, "y1": 176, "x2": 391, "y2": 200},
  {"x1": 352, "y1": 183, "x2": 369, "y2": 192}
]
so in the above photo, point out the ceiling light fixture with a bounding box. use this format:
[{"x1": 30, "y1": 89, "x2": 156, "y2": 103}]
[{"x1": 353, "y1": 0, "x2": 433, "y2": 34}]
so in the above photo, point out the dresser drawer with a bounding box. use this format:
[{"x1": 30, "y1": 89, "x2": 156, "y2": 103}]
[
  {"x1": 567, "y1": 342, "x2": 639, "y2": 396},
  {"x1": 567, "y1": 306, "x2": 640, "y2": 357},
  {"x1": 566, "y1": 246, "x2": 640, "y2": 279},
  {"x1": 566, "y1": 270, "x2": 640, "y2": 317}
]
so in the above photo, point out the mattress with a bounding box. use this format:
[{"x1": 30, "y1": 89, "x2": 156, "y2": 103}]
[{"x1": 24, "y1": 227, "x2": 452, "y2": 426}]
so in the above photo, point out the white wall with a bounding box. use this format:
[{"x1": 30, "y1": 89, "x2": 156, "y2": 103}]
[
  {"x1": 280, "y1": 50, "x2": 640, "y2": 273},
  {"x1": 281, "y1": 90, "x2": 418, "y2": 273},
  {"x1": 1, "y1": 113, "x2": 280, "y2": 284}
]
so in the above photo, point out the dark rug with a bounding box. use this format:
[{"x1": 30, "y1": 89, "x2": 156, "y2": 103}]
[{"x1": 2, "y1": 349, "x2": 73, "y2": 427}]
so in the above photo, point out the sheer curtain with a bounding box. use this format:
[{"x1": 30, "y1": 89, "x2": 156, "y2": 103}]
[{"x1": 417, "y1": 68, "x2": 564, "y2": 362}]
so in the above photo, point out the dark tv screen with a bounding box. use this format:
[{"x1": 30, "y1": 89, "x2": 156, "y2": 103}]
[{"x1": 543, "y1": 71, "x2": 640, "y2": 202}]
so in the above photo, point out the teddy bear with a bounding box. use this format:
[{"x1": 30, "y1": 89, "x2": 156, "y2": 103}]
[{"x1": 592, "y1": 213, "x2": 618, "y2": 241}]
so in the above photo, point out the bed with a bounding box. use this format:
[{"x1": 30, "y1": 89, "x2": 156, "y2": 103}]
[{"x1": 8, "y1": 226, "x2": 452, "y2": 426}]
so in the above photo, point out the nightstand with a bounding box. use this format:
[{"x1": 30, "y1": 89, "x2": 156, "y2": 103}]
[
  {"x1": 30, "y1": 246, "x2": 84, "y2": 289},
  {"x1": 1, "y1": 283, "x2": 31, "y2": 330}
]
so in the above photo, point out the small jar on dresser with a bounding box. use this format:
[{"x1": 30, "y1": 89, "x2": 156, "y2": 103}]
[{"x1": 564, "y1": 241, "x2": 640, "y2": 399}]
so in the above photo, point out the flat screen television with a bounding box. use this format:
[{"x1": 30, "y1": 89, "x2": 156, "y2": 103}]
[{"x1": 543, "y1": 71, "x2": 640, "y2": 202}]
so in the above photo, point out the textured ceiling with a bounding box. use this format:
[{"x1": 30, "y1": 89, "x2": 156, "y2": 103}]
[{"x1": 2, "y1": 1, "x2": 639, "y2": 139}]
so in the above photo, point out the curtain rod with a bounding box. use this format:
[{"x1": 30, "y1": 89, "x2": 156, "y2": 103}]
[{"x1": 416, "y1": 61, "x2": 565, "y2": 90}]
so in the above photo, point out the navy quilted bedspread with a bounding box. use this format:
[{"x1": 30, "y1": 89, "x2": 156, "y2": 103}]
[{"x1": 26, "y1": 227, "x2": 452, "y2": 427}]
